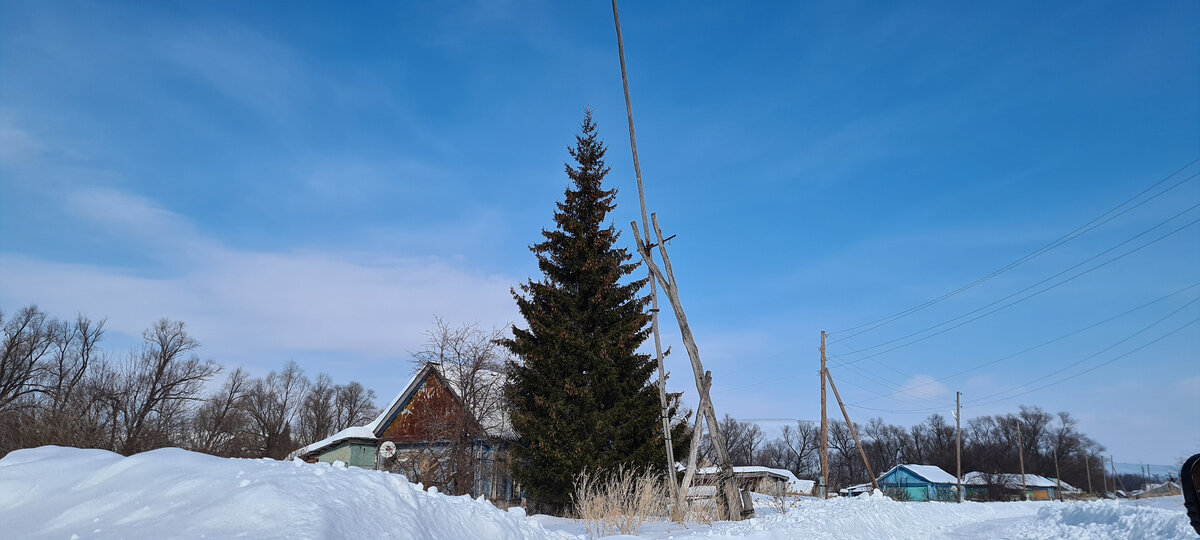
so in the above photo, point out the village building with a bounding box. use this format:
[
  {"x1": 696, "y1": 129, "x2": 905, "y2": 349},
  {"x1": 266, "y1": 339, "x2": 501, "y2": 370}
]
[
  {"x1": 691, "y1": 465, "x2": 815, "y2": 496},
  {"x1": 963, "y1": 471, "x2": 1063, "y2": 501},
  {"x1": 1131, "y1": 480, "x2": 1182, "y2": 498},
  {"x1": 293, "y1": 362, "x2": 518, "y2": 503},
  {"x1": 876, "y1": 464, "x2": 959, "y2": 502}
]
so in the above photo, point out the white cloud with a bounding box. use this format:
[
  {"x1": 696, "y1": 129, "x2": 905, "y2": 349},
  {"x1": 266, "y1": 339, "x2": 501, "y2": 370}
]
[
  {"x1": 897, "y1": 374, "x2": 950, "y2": 401},
  {"x1": 0, "y1": 187, "x2": 520, "y2": 373}
]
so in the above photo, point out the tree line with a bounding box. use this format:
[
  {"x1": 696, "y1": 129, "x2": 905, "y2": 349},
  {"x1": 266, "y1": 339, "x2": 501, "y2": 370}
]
[
  {"x1": 702, "y1": 405, "x2": 1111, "y2": 496},
  {"x1": 0, "y1": 305, "x2": 378, "y2": 459}
]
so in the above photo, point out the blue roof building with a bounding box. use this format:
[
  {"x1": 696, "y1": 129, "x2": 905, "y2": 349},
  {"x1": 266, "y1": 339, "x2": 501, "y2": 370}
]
[{"x1": 877, "y1": 464, "x2": 959, "y2": 502}]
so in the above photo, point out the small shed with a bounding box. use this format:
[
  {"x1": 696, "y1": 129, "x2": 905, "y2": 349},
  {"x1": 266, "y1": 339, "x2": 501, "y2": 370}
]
[
  {"x1": 692, "y1": 466, "x2": 813, "y2": 495},
  {"x1": 839, "y1": 482, "x2": 873, "y2": 497},
  {"x1": 877, "y1": 464, "x2": 958, "y2": 502}
]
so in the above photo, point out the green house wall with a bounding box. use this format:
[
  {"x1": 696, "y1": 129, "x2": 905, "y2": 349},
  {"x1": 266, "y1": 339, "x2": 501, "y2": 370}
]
[{"x1": 316, "y1": 441, "x2": 377, "y2": 469}]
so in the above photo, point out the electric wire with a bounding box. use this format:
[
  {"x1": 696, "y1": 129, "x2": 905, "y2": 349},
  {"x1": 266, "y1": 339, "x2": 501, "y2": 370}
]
[
  {"x1": 829, "y1": 208, "x2": 1200, "y2": 367},
  {"x1": 830, "y1": 158, "x2": 1200, "y2": 338},
  {"x1": 964, "y1": 296, "x2": 1200, "y2": 406},
  {"x1": 845, "y1": 282, "x2": 1200, "y2": 405},
  {"x1": 966, "y1": 315, "x2": 1200, "y2": 408}
]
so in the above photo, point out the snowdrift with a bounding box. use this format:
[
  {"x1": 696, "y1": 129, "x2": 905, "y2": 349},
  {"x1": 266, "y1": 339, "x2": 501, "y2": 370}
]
[
  {"x1": 697, "y1": 490, "x2": 1194, "y2": 540},
  {"x1": 1005, "y1": 498, "x2": 1195, "y2": 540},
  {"x1": 0, "y1": 446, "x2": 572, "y2": 540}
]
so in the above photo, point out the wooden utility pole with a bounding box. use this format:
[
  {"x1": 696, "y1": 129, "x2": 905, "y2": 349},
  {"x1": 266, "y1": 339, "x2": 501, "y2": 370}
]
[
  {"x1": 1016, "y1": 419, "x2": 1027, "y2": 500},
  {"x1": 610, "y1": 0, "x2": 679, "y2": 506},
  {"x1": 1111, "y1": 455, "x2": 1127, "y2": 495},
  {"x1": 1053, "y1": 445, "x2": 1064, "y2": 501},
  {"x1": 1083, "y1": 451, "x2": 1093, "y2": 495},
  {"x1": 820, "y1": 331, "x2": 828, "y2": 498},
  {"x1": 824, "y1": 368, "x2": 878, "y2": 490},
  {"x1": 955, "y1": 391, "x2": 962, "y2": 503},
  {"x1": 630, "y1": 216, "x2": 746, "y2": 520}
]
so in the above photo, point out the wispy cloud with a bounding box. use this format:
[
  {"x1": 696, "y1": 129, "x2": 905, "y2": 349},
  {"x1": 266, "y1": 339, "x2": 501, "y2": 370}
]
[{"x1": 0, "y1": 186, "x2": 519, "y2": 373}]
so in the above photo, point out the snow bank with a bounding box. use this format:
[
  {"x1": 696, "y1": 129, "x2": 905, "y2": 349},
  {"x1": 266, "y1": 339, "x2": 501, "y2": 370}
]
[
  {"x1": 0, "y1": 446, "x2": 573, "y2": 540},
  {"x1": 1004, "y1": 497, "x2": 1194, "y2": 539},
  {"x1": 699, "y1": 490, "x2": 1042, "y2": 539}
]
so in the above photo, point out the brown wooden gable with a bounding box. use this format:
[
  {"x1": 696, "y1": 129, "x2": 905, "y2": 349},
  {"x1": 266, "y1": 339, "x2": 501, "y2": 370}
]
[{"x1": 378, "y1": 366, "x2": 485, "y2": 444}]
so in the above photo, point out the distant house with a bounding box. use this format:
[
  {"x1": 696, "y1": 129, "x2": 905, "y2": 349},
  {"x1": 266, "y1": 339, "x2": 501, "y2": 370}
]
[
  {"x1": 293, "y1": 363, "x2": 517, "y2": 502},
  {"x1": 692, "y1": 466, "x2": 815, "y2": 495},
  {"x1": 963, "y1": 471, "x2": 1061, "y2": 501},
  {"x1": 1047, "y1": 477, "x2": 1082, "y2": 496},
  {"x1": 877, "y1": 464, "x2": 958, "y2": 502},
  {"x1": 1132, "y1": 480, "x2": 1181, "y2": 498}
]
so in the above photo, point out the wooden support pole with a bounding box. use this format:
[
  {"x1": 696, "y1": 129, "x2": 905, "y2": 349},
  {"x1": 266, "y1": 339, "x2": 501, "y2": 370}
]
[
  {"x1": 1017, "y1": 420, "x2": 1027, "y2": 500},
  {"x1": 1054, "y1": 445, "x2": 1064, "y2": 501},
  {"x1": 630, "y1": 218, "x2": 745, "y2": 520},
  {"x1": 824, "y1": 368, "x2": 878, "y2": 490},
  {"x1": 820, "y1": 331, "x2": 828, "y2": 498},
  {"x1": 610, "y1": 0, "x2": 679, "y2": 506},
  {"x1": 1084, "y1": 451, "x2": 1094, "y2": 494},
  {"x1": 676, "y1": 397, "x2": 706, "y2": 510},
  {"x1": 956, "y1": 391, "x2": 963, "y2": 503}
]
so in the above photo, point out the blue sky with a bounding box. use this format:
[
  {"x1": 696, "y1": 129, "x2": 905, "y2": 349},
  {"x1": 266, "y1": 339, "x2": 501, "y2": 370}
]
[{"x1": 1, "y1": 1, "x2": 1196, "y2": 465}]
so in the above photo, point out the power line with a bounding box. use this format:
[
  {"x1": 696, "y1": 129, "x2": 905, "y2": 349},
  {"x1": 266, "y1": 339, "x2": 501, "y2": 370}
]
[
  {"x1": 829, "y1": 208, "x2": 1200, "y2": 367},
  {"x1": 967, "y1": 315, "x2": 1200, "y2": 408},
  {"x1": 845, "y1": 282, "x2": 1200, "y2": 405},
  {"x1": 964, "y1": 296, "x2": 1200, "y2": 405},
  {"x1": 830, "y1": 158, "x2": 1200, "y2": 338}
]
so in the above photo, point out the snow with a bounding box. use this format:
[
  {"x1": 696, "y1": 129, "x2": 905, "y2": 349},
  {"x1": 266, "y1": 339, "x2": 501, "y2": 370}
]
[
  {"x1": 881, "y1": 463, "x2": 959, "y2": 484},
  {"x1": 0, "y1": 445, "x2": 572, "y2": 540},
  {"x1": 1, "y1": 446, "x2": 1193, "y2": 540},
  {"x1": 693, "y1": 465, "x2": 814, "y2": 493}
]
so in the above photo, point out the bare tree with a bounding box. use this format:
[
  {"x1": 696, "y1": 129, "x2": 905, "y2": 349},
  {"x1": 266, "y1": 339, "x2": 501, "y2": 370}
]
[
  {"x1": 0, "y1": 306, "x2": 57, "y2": 410},
  {"x1": 333, "y1": 381, "x2": 377, "y2": 429},
  {"x1": 186, "y1": 367, "x2": 251, "y2": 457},
  {"x1": 701, "y1": 415, "x2": 763, "y2": 466},
  {"x1": 408, "y1": 317, "x2": 510, "y2": 496},
  {"x1": 243, "y1": 361, "x2": 309, "y2": 459},
  {"x1": 298, "y1": 373, "x2": 337, "y2": 446},
  {"x1": 779, "y1": 420, "x2": 820, "y2": 477},
  {"x1": 117, "y1": 319, "x2": 219, "y2": 454}
]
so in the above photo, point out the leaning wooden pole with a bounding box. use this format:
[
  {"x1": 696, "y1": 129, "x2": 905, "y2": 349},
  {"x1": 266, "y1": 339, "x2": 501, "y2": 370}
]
[
  {"x1": 631, "y1": 216, "x2": 746, "y2": 520},
  {"x1": 824, "y1": 368, "x2": 879, "y2": 490},
  {"x1": 676, "y1": 403, "x2": 706, "y2": 510},
  {"x1": 610, "y1": 0, "x2": 679, "y2": 506}
]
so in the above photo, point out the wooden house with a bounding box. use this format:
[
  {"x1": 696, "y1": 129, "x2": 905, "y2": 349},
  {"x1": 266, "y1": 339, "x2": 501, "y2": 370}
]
[
  {"x1": 876, "y1": 464, "x2": 959, "y2": 502},
  {"x1": 294, "y1": 363, "x2": 518, "y2": 502}
]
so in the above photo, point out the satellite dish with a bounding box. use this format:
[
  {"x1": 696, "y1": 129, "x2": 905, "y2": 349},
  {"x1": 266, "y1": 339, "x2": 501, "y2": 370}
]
[{"x1": 378, "y1": 440, "x2": 396, "y2": 459}]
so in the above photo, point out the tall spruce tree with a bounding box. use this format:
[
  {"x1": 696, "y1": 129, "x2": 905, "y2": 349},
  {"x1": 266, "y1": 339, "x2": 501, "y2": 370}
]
[{"x1": 502, "y1": 111, "x2": 667, "y2": 512}]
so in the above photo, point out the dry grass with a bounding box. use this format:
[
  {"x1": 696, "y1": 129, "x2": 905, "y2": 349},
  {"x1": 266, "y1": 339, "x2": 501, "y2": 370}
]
[
  {"x1": 686, "y1": 496, "x2": 720, "y2": 525},
  {"x1": 573, "y1": 466, "x2": 669, "y2": 538}
]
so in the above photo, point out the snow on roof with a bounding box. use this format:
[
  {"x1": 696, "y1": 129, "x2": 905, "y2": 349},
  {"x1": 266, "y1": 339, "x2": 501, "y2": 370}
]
[
  {"x1": 880, "y1": 464, "x2": 958, "y2": 484},
  {"x1": 963, "y1": 471, "x2": 1060, "y2": 489},
  {"x1": 694, "y1": 465, "x2": 815, "y2": 493},
  {"x1": 292, "y1": 426, "x2": 378, "y2": 459},
  {"x1": 293, "y1": 363, "x2": 515, "y2": 459}
]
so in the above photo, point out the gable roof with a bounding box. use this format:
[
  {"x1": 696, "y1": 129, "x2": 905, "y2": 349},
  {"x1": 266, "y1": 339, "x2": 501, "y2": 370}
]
[
  {"x1": 293, "y1": 362, "x2": 513, "y2": 459},
  {"x1": 962, "y1": 471, "x2": 1060, "y2": 489},
  {"x1": 878, "y1": 464, "x2": 958, "y2": 484}
]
